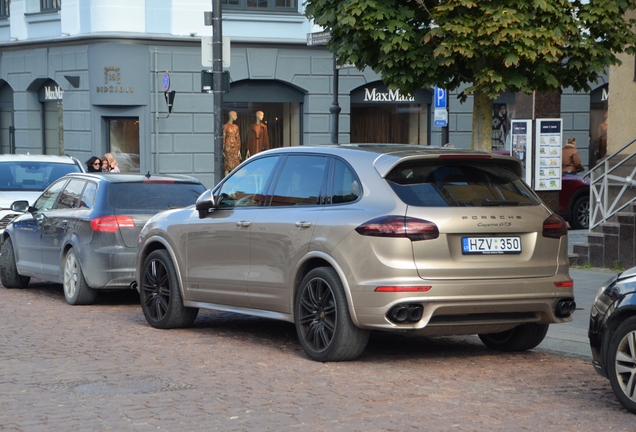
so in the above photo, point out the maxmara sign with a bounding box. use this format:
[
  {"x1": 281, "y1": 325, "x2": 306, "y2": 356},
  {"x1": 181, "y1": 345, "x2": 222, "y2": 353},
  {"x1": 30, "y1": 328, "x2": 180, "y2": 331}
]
[
  {"x1": 44, "y1": 85, "x2": 63, "y2": 100},
  {"x1": 363, "y1": 88, "x2": 415, "y2": 102}
]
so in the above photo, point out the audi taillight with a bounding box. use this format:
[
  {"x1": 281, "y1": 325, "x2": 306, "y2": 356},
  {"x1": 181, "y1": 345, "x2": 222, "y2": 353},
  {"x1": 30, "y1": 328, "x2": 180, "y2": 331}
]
[
  {"x1": 542, "y1": 214, "x2": 567, "y2": 239},
  {"x1": 90, "y1": 215, "x2": 136, "y2": 232},
  {"x1": 355, "y1": 216, "x2": 439, "y2": 241}
]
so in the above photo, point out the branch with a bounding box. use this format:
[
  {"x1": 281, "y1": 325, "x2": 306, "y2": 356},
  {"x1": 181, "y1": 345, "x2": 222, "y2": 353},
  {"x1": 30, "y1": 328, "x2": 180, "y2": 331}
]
[{"x1": 411, "y1": 0, "x2": 434, "y2": 20}]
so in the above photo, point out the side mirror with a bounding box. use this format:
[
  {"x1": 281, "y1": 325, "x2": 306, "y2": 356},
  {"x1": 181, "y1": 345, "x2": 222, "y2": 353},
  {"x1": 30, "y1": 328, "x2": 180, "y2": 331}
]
[
  {"x1": 195, "y1": 190, "x2": 216, "y2": 218},
  {"x1": 11, "y1": 200, "x2": 30, "y2": 213}
]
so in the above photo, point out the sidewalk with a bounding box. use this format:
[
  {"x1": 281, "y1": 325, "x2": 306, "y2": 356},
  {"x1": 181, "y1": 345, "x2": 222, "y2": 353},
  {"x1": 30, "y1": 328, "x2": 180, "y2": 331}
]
[
  {"x1": 537, "y1": 267, "x2": 616, "y2": 359},
  {"x1": 535, "y1": 228, "x2": 618, "y2": 359}
]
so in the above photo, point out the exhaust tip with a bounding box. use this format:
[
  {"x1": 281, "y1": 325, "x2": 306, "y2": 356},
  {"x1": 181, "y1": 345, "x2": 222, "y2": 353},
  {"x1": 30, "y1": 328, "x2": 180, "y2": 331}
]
[
  {"x1": 388, "y1": 304, "x2": 423, "y2": 324},
  {"x1": 555, "y1": 299, "x2": 576, "y2": 318}
]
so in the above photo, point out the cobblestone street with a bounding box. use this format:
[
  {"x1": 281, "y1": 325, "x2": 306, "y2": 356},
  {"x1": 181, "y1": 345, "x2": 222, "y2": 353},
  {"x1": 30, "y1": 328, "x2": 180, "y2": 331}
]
[{"x1": 0, "y1": 280, "x2": 634, "y2": 431}]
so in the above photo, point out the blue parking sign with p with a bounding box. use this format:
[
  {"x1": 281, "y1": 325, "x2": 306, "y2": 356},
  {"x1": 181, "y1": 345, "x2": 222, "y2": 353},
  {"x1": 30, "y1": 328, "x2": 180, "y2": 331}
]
[{"x1": 434, "y1": 87, "x2": 447, "y2": 109}]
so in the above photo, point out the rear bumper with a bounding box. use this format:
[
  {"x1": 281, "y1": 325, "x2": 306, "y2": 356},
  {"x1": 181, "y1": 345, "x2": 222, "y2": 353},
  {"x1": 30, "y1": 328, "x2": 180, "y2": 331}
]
[
  {"x1": 79, "y1": 245, "x2": 137, "y2": 289},
  {"x1": 349, "y1": 276, "x2": 574, "y2": 333}
]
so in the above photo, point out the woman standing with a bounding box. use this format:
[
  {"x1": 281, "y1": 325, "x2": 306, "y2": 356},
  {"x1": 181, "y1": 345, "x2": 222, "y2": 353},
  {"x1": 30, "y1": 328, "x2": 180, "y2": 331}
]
[
  {"x1": 102, "y1": 153, "x2": 120, "y2": 172},
  {"x1": 562, "y1": 137, "x2": 585, "y2": 174},
  {"x1": 86, "y1": 156, "x2": 102, "y2": 173}
]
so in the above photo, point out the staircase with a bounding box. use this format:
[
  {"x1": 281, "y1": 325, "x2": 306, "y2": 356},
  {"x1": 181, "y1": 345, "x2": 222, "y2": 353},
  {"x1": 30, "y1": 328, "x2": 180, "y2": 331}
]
[
  {"x1": 569, "y1": 137, "x2": 636, "y2": 270},
  {"x1": 570, "y1": 205, "x2": 636, "y2": 269}
]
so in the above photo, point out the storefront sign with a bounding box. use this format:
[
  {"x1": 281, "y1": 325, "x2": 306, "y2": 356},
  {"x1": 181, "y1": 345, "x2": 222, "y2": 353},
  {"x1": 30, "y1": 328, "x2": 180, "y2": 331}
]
[
  {"x1": 511, "y1": 120, "x2": 533, "y2": 186},
  {"x1": 39, "y1": 84, "x2": 63, "y2": 102},
  {"x1": 363, "y1": 88, "x2": 415, "y2": 102},
  {"x1": 89, "y1": 44, "x2": 150, "y2": 106},
  {"x1": 534, "y1": 118, "x2": 562, "y2": 191},
  {"x1": 95, "y1": 67, "x2": 135, "y2": 93},
  {"x1": 351, "y1": 82, "x2": 430, "y2": 105}
]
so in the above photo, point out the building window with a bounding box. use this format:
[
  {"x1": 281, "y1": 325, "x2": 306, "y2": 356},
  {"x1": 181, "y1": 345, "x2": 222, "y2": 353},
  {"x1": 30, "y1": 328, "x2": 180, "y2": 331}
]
[
  {"x1": 40, "y1": 0, "x2": 60, "y2": 12},
  {"x1": 108, "y1": 118, "x2": 140, "y2": 173},
  {"x1": 221, "y1": 0, "x2": 297, "y2": 11},
  {"x1": 0, "y1": 0, "x2": 9, "y2": 18}
]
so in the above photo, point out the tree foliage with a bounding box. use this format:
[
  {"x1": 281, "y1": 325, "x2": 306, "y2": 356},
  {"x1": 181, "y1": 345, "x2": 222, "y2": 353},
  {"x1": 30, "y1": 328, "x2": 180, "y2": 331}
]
[{"x1": 305, "y1": 0, "x2": 636, "y2": 150}]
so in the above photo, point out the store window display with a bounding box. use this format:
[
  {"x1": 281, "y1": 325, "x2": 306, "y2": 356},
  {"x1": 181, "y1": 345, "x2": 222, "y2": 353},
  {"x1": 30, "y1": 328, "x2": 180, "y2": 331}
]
[
  {"x1": 223, "y1": 102, "x2": 301, "y2": 159},
  {"x1": 246, "y1": 110, "x2": 270, "y2": 158},
  {"x1": 223, "y1": 110, "x2": 242, "y2": 174}
]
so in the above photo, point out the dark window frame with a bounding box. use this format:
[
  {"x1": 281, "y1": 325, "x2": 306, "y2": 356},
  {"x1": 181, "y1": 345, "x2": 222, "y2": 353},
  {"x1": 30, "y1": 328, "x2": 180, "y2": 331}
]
[
  {"x1": 221, "y1": 0, "x2": 297, "y2": 13},
  {"x1": 40, "y1": 0, "x2": 60, "y2": 12},
  {"x1": 0, "y1": 0, "x2": 9, "y2": 18}
]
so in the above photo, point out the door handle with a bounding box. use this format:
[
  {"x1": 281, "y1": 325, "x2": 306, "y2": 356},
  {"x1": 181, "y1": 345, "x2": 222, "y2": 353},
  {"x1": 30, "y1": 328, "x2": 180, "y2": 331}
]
[
  {"x1": 295, "y1": 221, "x2": 312, "y2": 229},
  {"x1": 61, "y1": 220, "x2": 68, "y2": 229},
  {"x1": 236, "y1": 220, "x2": 251, "y2": 228}
]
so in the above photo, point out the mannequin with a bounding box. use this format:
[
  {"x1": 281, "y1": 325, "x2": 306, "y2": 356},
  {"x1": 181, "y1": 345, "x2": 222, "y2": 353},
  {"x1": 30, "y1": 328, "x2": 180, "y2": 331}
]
[
  {"x1": 223, "y1": 110, "x2": 242, "y2": 175},
  {"x1": 246, "y1": 110, "x2": 270, "y2": 157}
]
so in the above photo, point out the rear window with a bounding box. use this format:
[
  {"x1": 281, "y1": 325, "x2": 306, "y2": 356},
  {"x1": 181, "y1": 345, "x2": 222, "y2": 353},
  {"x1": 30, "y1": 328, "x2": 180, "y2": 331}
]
[
  {"x1": 0, "y1": 161, "x2": 80, "y2": 191},
  {"x1": 386, "y1": 162, "x2": 541, "y2": 207},
  {"x1": 109, "y1": 182, "x2": 206, "y2": 210}
]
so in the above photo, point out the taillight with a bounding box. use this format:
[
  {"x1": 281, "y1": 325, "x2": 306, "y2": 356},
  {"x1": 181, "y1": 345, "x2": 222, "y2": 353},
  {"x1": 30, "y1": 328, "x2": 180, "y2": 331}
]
[
  {"x1": 554, "y1": 281, "x2": 573, "y2": 288},
  {"x1": 90, "y1": 215, "x2": 136, "y2": 232},
  {"x1": 355, "y1": 216, "x2": 439, "y2": 241},
  {"x1": 542, "y1": 214, "x2": 567, "y2": 239}
]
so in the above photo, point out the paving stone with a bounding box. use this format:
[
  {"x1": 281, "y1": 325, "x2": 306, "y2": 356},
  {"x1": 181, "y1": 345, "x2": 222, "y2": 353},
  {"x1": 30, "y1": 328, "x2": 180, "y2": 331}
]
[{"x1": 0, "y1": 280, "x2": 634, "y2": 430}]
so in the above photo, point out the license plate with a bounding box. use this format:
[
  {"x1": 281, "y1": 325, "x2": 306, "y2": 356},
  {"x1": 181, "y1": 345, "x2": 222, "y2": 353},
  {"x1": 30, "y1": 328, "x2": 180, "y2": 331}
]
[{"x1": 462, "y1": 237, "x2": 521, "y2": 254}]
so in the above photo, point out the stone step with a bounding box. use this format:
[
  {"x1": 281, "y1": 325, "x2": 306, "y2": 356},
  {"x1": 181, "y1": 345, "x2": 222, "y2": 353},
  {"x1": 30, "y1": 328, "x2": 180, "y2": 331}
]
[
  {"x1": 568, "y1": 253, "x2": 579, "y2": 267},
  {"x1": 600, "y1": 222, "x2": 619, "y2": 235}
]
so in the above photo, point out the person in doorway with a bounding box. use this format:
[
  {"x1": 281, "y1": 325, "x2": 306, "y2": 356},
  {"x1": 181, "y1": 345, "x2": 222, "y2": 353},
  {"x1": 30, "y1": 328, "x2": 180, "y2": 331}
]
[
  {"x1": 86, "y1": 156, "x2": 102, "y2": 173},
  {"x1": 223, "y1": 110, "x2": 242, "y2": 175},
  {"x1": 246, "y1": 110, "x2": 270, "y2": 158},
  {"x1": 562, "y1": 137, "x2": 585, "y2": 174},
  {"x1": 102, "y1": 153, "x2": 120, "y2": 172},
  {"x1": 593, "y1": 109, "x2": 608, "y2": 165}
]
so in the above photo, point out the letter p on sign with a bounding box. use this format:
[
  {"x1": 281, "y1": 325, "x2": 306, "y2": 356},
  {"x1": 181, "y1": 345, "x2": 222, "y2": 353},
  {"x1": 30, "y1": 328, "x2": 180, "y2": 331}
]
[{"x1": 434, "y1": 87, "x2": 447, "y2": 109}]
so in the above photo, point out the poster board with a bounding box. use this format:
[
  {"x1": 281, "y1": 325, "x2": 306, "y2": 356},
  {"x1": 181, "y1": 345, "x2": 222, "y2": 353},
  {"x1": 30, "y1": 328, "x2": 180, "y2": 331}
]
[
  {"x1": 534, "y1": 119, "x2": 563, "y2": 191},
  {"x1": 511, "y1": 120, "x2": 532, "y2": 186}
]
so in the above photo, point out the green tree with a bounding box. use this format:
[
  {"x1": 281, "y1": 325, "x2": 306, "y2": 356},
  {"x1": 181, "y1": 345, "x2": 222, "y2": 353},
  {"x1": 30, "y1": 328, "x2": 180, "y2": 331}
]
[{"x1": 305, "y1": 0, "x2": 636, "y2": 151}]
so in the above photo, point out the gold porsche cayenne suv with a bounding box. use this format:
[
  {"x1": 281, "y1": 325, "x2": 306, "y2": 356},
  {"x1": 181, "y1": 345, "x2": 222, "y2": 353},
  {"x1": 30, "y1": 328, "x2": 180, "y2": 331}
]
[{"x1": 136, "y1": 145, "x2": 575, "y2": 362}]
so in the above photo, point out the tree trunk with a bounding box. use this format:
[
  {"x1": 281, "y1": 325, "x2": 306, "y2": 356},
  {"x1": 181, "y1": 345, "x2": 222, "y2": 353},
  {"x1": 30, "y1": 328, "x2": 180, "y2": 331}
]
[{"x1": 472, "y1": 89, "x2": 493, "y2": 152}]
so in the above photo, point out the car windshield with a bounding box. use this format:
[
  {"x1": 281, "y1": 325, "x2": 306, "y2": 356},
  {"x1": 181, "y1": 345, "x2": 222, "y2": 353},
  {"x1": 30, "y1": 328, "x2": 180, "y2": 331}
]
[
  {"x1": 386, "y1": 162, "x2": 541, "y2": 207},
  {"x1": 109, "y1": 182, "x2": 206, "y2": 210},
  {"x1": 0, "y1": 161, "x2": 80, "y2": 191}
]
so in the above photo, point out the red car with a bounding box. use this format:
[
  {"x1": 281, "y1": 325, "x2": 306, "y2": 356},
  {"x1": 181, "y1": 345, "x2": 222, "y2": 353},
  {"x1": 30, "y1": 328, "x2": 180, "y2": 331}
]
[
  {"x1": 492, "y1": 150, "x2": 590, "y2": 229},
  {"x1": 560, "y1": 173, "x2": 590, "y2": 229}
]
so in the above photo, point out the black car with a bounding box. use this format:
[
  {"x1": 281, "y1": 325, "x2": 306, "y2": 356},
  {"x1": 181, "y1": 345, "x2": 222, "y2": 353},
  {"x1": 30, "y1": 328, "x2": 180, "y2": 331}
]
[
  {"x1": 0, "y1": 173, "x2": 205, "y2": 305},
  {"x1": 589, "y1": 267, "x2": 636, "y2": 414}
]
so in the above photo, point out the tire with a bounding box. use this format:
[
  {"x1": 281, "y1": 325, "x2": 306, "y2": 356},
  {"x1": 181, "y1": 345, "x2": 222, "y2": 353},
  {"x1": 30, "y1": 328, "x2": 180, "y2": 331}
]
[
  {"x1": 0, "y1": 238, "x2": 30, "y2": 288},
  {"x1": 569, "y1": 195, "x2": 589, "y2": 230},
  {"x1": 607, "y1": 316, "x2": 636, "y2": 414},
  {"x1": 478, "y1": 323, "x2": 549, "y2": 352},
  {"x1": 139, "y1": 249, "x2": 198, "y2": 329},
  {"x1": 295, "y1": 267, "x2": 369, "y2": 362},
  {"x1": 63, "y1": 248, "x2": 97, "y2": 305}
]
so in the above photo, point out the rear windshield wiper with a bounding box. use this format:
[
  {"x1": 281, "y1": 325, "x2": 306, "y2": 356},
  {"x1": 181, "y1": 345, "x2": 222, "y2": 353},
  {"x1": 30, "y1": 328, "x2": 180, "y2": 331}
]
[{"x1": 481, "y1": 198, "x2": 519, "y2": 206}]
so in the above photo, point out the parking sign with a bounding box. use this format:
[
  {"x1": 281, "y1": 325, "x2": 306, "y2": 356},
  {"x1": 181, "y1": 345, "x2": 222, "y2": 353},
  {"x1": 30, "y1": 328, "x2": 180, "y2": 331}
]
[{"x1": 434, "y1": 87, "x2": 447, "y2": 109}]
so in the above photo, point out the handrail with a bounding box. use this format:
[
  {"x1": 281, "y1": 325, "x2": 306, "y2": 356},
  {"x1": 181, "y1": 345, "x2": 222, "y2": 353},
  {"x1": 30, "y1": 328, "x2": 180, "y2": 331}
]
[{"x1": 587, "y1": 136, "x2": 636, "y2": 229}]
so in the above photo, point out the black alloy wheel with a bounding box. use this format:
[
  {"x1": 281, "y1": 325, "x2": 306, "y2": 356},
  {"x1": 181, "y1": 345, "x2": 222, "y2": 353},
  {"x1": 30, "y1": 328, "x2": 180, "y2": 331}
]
[
  {"x1": 140, "y1": 249, "x2": 198, "y2": 329},
  {"x1": 295, "y1": 267, "x2": 369, "y2": 362},
  {"x1": 607, "y1": 316, "x2": 636, "y2": 414}
]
